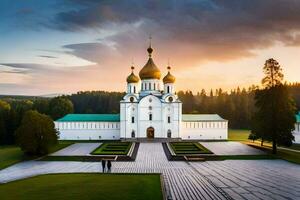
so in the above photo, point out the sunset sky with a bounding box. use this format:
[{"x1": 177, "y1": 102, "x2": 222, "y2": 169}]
[{"x1": 1, "y1": 0, "x2": 300, "y2": 95}]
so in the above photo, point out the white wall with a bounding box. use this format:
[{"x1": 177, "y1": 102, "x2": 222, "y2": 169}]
[
  {"x1": 55, "y1": 121, "x2": 120, "y2": 140},
  {"x1": 293, "y1": 122, "x2": 300, "y2": 143},
  {"x1": 180, "y1": 121, "x2": 228, "y2": 140}
]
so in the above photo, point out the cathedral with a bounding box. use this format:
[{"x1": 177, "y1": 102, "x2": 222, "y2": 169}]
[{"x1": 55, "y1": 44, "x2": 228, "y2": 140}]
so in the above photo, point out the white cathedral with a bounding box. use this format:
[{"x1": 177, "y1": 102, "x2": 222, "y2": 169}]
[{"x1": 55, "y1": 44, "x2": 228, "y2": 140}]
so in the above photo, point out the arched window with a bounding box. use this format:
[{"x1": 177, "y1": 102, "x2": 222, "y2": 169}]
[
  {"x1": 131, "y1": 116, "x2": 135, "y2": 123},
  {"x1": 149, "y1": 113, "x2": 152, "y2": 121},
  {"x1": 168, "y1": 116, "x2": 171, "y2": 123},
  {"x1": 154, "y1": 83, "x2": 156, "y2": 90},
  {"x1": 167, "y1": 130, "x2": 172, "y2": 138},
  {"x1": 167, "y1": 86, "x2": 170, "y2": 93},
  {"x1": 149, "y1": 83, "x2": 151, "y2": 90},
  {"x1": 131, "y1": 130, "x2": 135, "y2": 138},
  {"x1": 134, "y1": 86, "x2": 136, "y2": 93}
]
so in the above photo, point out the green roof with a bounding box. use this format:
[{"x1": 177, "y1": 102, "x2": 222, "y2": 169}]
[
  {"x1": 57, "y1": 114, "x2": 120, "y2": 122},
  {"x1": 182, "y1": 114, "x2": 226, "y2": 122},
  {"x1": 296, "y1": 113, "x2": 300, "y2": 123}
]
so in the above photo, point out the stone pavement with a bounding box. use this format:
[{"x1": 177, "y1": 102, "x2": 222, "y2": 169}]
[
  {"x1": 200, "y1": 142, "x2": 265, "y2": 155},
  {"x1": 0, "y1": 143, "x2": 299, "y2": 200},
  {"x1": 51, "y1": 143, "x2": 101, "y2": 156}
]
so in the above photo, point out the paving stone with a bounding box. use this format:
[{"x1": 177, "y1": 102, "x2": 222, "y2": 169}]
[
  {"x1": 200, "y1": 141, "x2": 265, "y2": 155},
  {"x1": 50, "y1": 143, "x2": 101, "y2": 156}
]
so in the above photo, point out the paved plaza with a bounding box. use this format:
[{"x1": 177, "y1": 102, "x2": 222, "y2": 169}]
[
  {"x1": 200, "y1": 141, "x2": 265, "y2": 155},
  {"x1": 51, "y1": 143, "x2": 101, "y2": 156},
  {"x1": 0, "y1": 143, "x2": 299, "y2": 200}
]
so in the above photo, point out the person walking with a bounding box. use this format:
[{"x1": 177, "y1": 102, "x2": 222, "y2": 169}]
[
  {"x1": 101, "y1": 159, "x2": 106, "y2": 173},
  {"x1": 107, "y1": 160, "x2": 112, "y2": 173}
]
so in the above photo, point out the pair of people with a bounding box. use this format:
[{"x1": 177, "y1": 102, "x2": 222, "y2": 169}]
[{"x1": 101, "y1": 159, "x2": 112, "y2": 173}]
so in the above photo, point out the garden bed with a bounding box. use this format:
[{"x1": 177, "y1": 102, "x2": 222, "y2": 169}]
[
  {"x1": 169, "y1": 142, "x2": 212, "y2": 155},
  {"x1": 91, "y1": 142, "x2": 132, "y2": 155}
]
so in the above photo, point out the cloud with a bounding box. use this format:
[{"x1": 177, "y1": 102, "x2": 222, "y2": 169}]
[
  {"x1": 46, "y1": 0, "x2": 300, "y2": 65},
  {"x1": 38, "y1": 55, "x2": 58, "y2": 59},
  {"x1": 2, "y1": 0, "x2": 300, "y2": 95}
]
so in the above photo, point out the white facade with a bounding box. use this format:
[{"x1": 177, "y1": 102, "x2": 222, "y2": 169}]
[
  {"x1": 54, "y1": 121, "x2": 120, "y2": 140},
  {"x1": 293, "y1": 122, "x2": 300, "y2": 143},
  {"x1": 55, "y1": 45, "x2": 228, "y2": 140}
]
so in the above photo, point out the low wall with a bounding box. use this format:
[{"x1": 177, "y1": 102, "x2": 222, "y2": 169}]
[{"x1": 58, "y1": 129, "x2": 120, "y2": 140}]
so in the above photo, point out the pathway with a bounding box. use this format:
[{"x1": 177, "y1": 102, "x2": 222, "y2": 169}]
[
  {"x1": 200, "y1": 142, "x2": 265, "y2": 155},
  {"x1": 50, "y1": 143, "x2": 101, "y2": 156}
]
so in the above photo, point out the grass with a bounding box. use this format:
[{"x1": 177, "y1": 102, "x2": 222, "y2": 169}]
[
  {"x1": 228, "y1": 129, "x2": 251, "y2": 141},
  {"x1": 228, "y1": 129, "x2": 300, "y2": 164},
  {"x1": 92, "y1": 142, "x2": 132, "y2": 155},
  {"x1": 0, "y1": 173, "x2": 163, "y2": 200},
  {"x1": 0, "y1": 146, "x2": 24, "y2": 170},
  {"x1": 170, "y1": 142, "x2": 212, "y2": 155},
  {"x1": 244, "y1": 141, "x2": 300, "y2": 164},
  {"x1": 0, "y1": 141, "x2": 73, "y2": 170},
  {"x1": 216, "y1": 154, "x2": 277, "y2": 160}
]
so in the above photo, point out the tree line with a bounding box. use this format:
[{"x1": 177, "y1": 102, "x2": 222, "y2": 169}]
[
  {"x1": 0, "y1": 97, "x2": 73, "y2": 145},
  {"x1": 1, "y1": 83, "x2": 300, "y2": 145}
]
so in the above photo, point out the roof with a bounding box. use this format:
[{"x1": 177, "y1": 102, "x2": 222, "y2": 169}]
[
  {"x1": 182, "y1": 114, "x2": 227, "y2": 122},
  {"x1": 57, "y1": 114, "x2": 120, "y2": 122},
  {"x1": 296, "y1": 113, "x2": 300, "y2": 123}
]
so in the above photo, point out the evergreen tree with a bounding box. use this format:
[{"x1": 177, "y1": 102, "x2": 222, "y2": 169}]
[{"x1": 252, "y1": 59, "x2": 296, "y2": 153}]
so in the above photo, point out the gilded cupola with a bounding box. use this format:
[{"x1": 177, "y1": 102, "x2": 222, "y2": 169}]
[
  {"x1": 139, "y1": 45, "x2": 161, "y2": 80},
  {"x1": 163, "y1": 66, "x2": 175, "y2": 84},
  {"x1": 127, "y1": 66, "x2": 139, "y2": 83}
]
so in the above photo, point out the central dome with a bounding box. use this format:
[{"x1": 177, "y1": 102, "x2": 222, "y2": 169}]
[{"x1": 139, "y1": 46, "x2": 161, "y2": 80}]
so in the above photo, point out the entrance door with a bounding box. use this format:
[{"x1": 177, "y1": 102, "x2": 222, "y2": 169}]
[{"x1": 147, "y1": 127, "x2": 154, "y2": 139}]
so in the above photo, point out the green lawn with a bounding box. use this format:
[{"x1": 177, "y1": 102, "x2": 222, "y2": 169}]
[
  {"x1": 92, "y1": 142, "x2": 132, "y2": 155},
  {"x1": 170, "y1": 142, "x2": 212, "y2": 155},
  {"x1": 228, "y1": 129, "x2": 250, "y2": 141},
  {"x1": 0, "y1": 173, "x2": 163, "y2": 200},
  {"x1": 0, "y1": 141, "x2": 73, "y2": 170},
  {"x1": 0, "y1": 146, "x2": 24, "y2": 170}
]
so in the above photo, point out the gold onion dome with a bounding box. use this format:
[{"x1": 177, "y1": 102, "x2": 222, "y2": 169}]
[
  {"x1": 139, "y1": 46, "x2": 161, "y2": 80},
  {"x1": 127, "y1": 66, "x2": 139, "y2": 83},
  {"x1": 163, "y1": 66, "x2": 175, "y2": 84}
]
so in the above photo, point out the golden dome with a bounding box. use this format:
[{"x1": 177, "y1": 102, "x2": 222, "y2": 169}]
[
  {"x1": 127, "y1": 66, "x2": 139, "y2": 83},
  {"x1": 163, "y1": 66, "x2": 175, "y2": 84},
  {"x1": 139, "y1": 46, "x2": 161, "y2": 80}
]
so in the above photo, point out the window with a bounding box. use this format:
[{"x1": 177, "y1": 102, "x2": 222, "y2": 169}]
[
  {"x1": 131, "y1": 131, "x2": 135, "y2": 138},
  {"x1": 167, "y1": 86, "x2": 170, "y2": 93},
  {"x1": 134, "y1": 86, "x2": 136, "y2": 93},
  {"x1": 167, "y1": 130, "x2": 171, "y2": 138},
  {"x1": 149, "y1": 113, "x2": 152, "y2": 121},
  {"x1": 149, "y1": 83, "x2": 151, "y2": 90},
  {"x1": 168, "y1": 116, "x2": 171, "y2": 123},
  {"x1": 131, "y1": 116, "x2": 135, "y2": 123},
  {"x1": 130, "y1": 97, "x2": 134, "y2": 102}
]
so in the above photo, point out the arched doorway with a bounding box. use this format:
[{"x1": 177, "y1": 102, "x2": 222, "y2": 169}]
[{"x1": 147, "y1": 127, "x2": 154, "y2": 139}]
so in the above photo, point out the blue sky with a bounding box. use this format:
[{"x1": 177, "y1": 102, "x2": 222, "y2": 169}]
[{"x1": 1, "y1": 0, "x2": 300, "y2": 95}]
